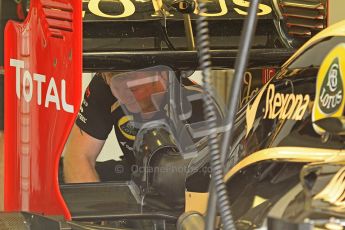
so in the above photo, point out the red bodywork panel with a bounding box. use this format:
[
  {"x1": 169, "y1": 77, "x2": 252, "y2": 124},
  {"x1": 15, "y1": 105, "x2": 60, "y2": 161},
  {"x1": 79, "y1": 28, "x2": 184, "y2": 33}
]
[{"x1": 4, "y1": 0, "x2": 82, "y2": 219}]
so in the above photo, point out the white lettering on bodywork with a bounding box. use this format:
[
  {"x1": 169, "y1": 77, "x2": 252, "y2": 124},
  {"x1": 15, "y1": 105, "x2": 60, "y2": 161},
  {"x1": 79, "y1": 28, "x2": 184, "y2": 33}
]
[{"x1": 10, "y1": 58, "x2": 74, "y2": 113}]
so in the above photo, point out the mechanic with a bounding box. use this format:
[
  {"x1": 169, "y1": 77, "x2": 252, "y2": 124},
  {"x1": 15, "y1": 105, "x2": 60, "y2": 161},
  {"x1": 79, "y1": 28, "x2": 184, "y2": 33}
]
[
  {"x1": 63, "y1": 67, "x2": 219, "y2": 183},
  {"x1": 0, "y1": 1, "x2": 28, "y2": 209}
]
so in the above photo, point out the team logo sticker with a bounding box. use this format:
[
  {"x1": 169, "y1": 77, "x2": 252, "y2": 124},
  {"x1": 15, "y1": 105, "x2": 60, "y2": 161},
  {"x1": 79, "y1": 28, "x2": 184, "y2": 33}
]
[
  {"x1": 313, "y1": 44, "x2": 345, "y2": 134},
  {"x1": 318, "y1": 58, "x2": 343, "y2": 114},
  {"x1": 118, "y1": 115, "x2": 137, "y2": 140}
]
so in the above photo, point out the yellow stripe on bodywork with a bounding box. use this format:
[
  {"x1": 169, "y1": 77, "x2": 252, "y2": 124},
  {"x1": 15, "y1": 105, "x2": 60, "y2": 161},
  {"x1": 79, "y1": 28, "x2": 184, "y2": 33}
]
[
  {"x1": 224, "y1": 147, "x2": 344, "y2": 182},
  {"x1": 185, "y1": 147, "x2": 345, "y2": 214},
  {"x1": 253, "y1": 195, "x2": 267, "y2": 208},
  {"x1": 314, "y1": 166, "x2": 345, "y2": 207}
]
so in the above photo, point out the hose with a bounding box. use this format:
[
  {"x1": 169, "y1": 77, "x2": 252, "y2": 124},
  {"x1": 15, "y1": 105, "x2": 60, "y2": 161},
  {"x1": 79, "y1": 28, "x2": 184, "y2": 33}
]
[
  {"x1": 195, "y1": 3, "x2": 235, "y2": 230},
  {"x1": 201, "y1": 0, "x2": 260, "y2": 228},
  {"x1": 220, "y1": 0, "x2": 260, "y2": 166}
]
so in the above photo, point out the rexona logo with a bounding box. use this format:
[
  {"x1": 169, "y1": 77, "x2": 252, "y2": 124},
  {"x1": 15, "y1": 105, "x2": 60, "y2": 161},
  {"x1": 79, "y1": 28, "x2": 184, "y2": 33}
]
[
  {"x1": 246, "y1": 83, "x2": 310, "y2": 137},
  {"x1": 10, "y1": 59, "x2": 74, "y2": 113},
  {"x1": 313, "y1": 44, "x2": 345, "y2": 135},
  {"x1": 264, "y1": 84, "x2": 310, "y2": 120}
]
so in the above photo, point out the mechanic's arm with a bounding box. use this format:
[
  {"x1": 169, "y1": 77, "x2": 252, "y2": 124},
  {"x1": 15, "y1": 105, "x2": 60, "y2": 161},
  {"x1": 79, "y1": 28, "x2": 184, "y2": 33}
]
[{"x1": 63, "y1": 124, "x2": 105, "y2": 183}]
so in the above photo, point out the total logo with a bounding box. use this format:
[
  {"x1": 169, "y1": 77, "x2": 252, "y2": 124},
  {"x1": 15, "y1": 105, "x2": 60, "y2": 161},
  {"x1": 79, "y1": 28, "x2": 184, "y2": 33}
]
[
  {"x1": 10, "y1": 59, "x2": 74, "y2": 113},
  {"x1": 246, "y1": 83, "x2": 310, "y2": 136}
]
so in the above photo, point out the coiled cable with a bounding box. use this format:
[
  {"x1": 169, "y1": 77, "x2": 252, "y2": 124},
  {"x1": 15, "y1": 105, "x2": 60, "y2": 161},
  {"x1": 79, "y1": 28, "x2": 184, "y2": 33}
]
[
  {"x1": 195, "y1": 3, "x2": 235, "y2": 230},
  {"x1": 201, "y1": 0, "x2": 261, "y2": 228}
]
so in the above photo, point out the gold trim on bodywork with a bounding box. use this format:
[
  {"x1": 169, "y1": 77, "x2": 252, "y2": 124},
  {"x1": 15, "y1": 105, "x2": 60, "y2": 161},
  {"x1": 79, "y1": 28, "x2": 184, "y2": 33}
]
[
  {"x1": 252, "y1": 195, "x2": 267, "y2": 208},
  {"x1": 224, "y1": 147, "x2": 344, "y2": 182},
  {"x1": 185, "y1": 192, "x2": 209, "y2": 214},
  {"x1": 246, "y1": 83, "x2": 269, "y2": 137},
  {"x1": 314, "y1": 166, "x2": 345, "y2": 207},
  {"x1": 186, "y1": 147, "x2": 345, "y2": 214},
  {"x1": 280, "y1": 1, "x2": 324, "y2": 10},
  {"x1": 88, "y1": 0, "x2": 135, "y2": 18}
]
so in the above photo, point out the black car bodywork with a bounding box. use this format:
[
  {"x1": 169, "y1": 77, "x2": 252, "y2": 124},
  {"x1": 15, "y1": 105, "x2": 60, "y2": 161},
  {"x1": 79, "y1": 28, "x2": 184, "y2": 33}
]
[{"x1": 224, "y1": 32, "x2": 345, "y2": 229}]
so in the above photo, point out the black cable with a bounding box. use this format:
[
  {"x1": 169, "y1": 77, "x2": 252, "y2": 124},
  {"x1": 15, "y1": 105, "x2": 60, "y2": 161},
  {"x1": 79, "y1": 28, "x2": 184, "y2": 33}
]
[
  {"x1": 205, "y1": 0, "x2": 261, "y2": 228},
  {"x1": 205, "y1": 185, "x2": 217, "y2": 229},
  {"x1": 159, "y1": 11, "x2": 176, "y2": 51},
  {"x1": 220, "y1": 0, "x2": 260, "y2": 166},
  {"x1": 195, "y1": 2, "x2": 235, "y2": 230},
  {"x1": 160, "y1": 24, "x2": 176, "y2": 50}
]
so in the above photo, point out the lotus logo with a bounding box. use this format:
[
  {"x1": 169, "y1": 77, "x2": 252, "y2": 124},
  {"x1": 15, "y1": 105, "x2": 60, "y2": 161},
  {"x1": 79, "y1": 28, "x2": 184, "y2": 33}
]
[
  {"x1": 328, "y1": 66, "x2": 338, "y2": 92},
  {"x1": 312, "y1": 44, "x2": 345, "y2": 135},
  {"x1": 118, "y1": 116, "x2": 137, "y2": 140},
  {"x1": 319, "y1": 58, "x2": 343, "y2": 114}
]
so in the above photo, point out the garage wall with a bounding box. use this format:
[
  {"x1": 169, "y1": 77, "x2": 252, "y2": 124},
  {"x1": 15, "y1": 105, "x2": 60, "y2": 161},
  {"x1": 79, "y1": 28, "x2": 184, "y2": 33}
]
[{"x1": 329, "y1": 0, "x2": 345, "y2": 25}]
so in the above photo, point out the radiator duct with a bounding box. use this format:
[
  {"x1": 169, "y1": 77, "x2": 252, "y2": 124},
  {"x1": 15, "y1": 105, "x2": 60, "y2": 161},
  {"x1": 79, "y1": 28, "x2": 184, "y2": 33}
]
[{"x1": 273, "y1": 0, "x2": 327, "y2": 47}]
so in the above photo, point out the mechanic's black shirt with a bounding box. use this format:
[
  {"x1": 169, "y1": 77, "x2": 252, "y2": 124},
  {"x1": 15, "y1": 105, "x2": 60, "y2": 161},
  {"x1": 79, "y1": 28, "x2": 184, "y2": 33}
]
[{"x1": 76, "y1": 74, "x2": 216, "y2": 165}]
